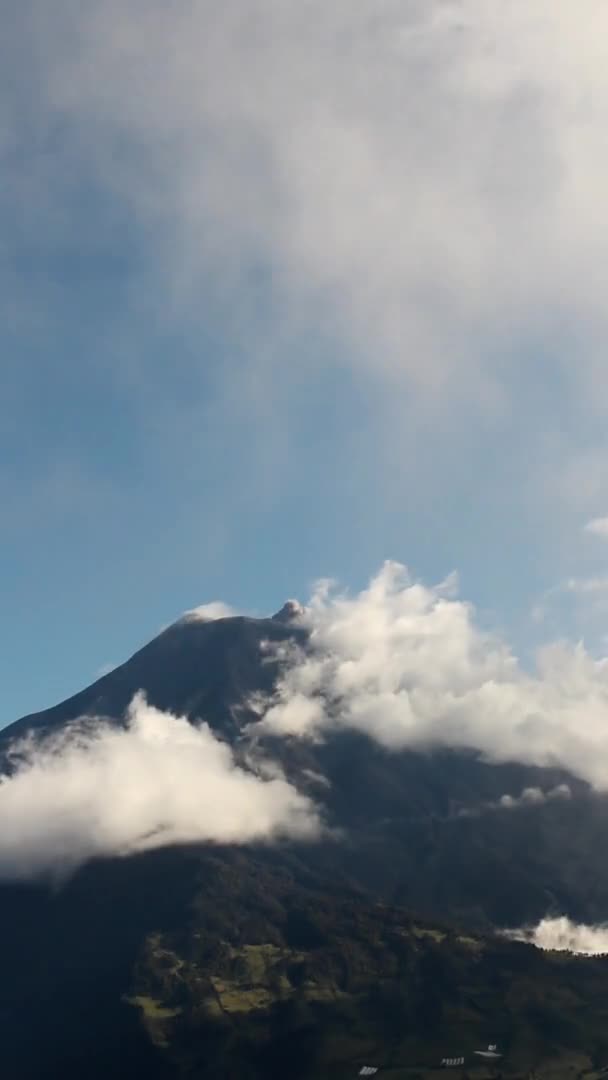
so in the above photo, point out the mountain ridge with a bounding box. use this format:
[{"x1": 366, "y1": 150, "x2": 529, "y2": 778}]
[{"x1": 3, "y1": 610, "x2": 305, "y2": 743}]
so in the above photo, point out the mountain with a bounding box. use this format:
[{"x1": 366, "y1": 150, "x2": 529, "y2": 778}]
[
  {"x1": 4, "y1": 609, "x2": 606, "y2": 929},
  {"x1": 3, "y1": 610, "x2": 305, "y2": 743},
  {"x1": 4, "y1": 608, "x2": 608, "y2": 1078}
]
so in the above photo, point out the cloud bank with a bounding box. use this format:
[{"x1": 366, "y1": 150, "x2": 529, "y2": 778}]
[
  {"x1": 253, "y1": 561, "x2": 608, "y2": 790},
  {"x1": 0, "y1": 693, "x2": 319, "y2": 881},
  {"x1": 505, "y1": 917, "x2": 608, "y2": 956},
  {"x1": 10, "y1": 0, "x2": 608, "y2": 419}
]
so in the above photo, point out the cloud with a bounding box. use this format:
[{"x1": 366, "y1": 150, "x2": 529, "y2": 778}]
[
  {"x1": 7, "y1": 0, "x2": 608, "y2": 606},
  {"x1": 251, "y1": 561, "x2": 608, "y2": 790},
  {"x1": 301, "y1": 768, "x2": 331, "y2": 790},
  {"x1": 6, "y1": 0, "x2": 608, "y2": 418},
  {"x1": 498, "y1": 784, "x2": 571, "y2": 809},
  {"x1": 95, "y1": 662, "x2": 116, "y2": 679},
  {"x1": 561, "y1": 576, "x2": 608, "y2": 595},
  {"x1": 458, "y1": 783, "x2": 571, "y2": 818},
  {"x1": 0, "y1": 692, "x2": 320, "y2": 882},
  {"x1": 504, "y1": 916, "x2": 608, "y2": 956},
  {"x1": 535, "y1": 573, "x2": 608, "y2": 621},
  {"x1": 585, "y1": 517, "x2": 608, "y2": 539},
  {"x1": 181, "y1": 602, "x2": 238, "y2": 622},
  {"x1": 531, "y1": 572, "x2": 608, "y2": 650}
]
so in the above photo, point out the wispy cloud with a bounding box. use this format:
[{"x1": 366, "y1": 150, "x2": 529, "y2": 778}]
[
  {"x1": 562, "y1": 576, "x2": 608, "y2": 596},
  {"x1": 530, "y1": 570, "x2": 608, "y2": 646},
  {"x1": 585, "y1": 517, "x2": 608, "y2": 539},
  {"x1": 6, "y1": 1, "x2": 608, "y2": 419},
  {"x1": 94, "y1": 662, "x2": 116, "y2": 679},
  {"x1": 181, "y1": 602, "x2": 238, "y2": 622},
  {"x1": 5, "y1": 2, "x2": 608, "y2": 640}
]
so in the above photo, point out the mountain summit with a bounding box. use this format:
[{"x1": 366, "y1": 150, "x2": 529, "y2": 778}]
[
  {"x1": 2, "y1": 609, "x2": 305, "y2": 744},
  {"x1": 271, "y1": 599, "x2": 305, "y2": 623}
]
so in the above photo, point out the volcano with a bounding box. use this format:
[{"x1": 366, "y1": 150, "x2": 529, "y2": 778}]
[{"x1": 4, "y1": 607, "x2": 608, "y2": 1078}]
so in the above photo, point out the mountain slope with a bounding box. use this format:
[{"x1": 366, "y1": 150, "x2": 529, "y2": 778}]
[
  {"x1": 128, "y1": 850, "x2": 608, "y2": 1080},
  {"x1": 4, "y1": 609, "x2": 608, "y2": 1077},
  {"x1": 3, "y1": 609, "x2": 608, "y2": 931},
  {"x1": 3, "y1": 844, "x2": 608, "y2": 1079},
  {"x1": 3, "y1": 612, "x2": 304, "y2": 742}
]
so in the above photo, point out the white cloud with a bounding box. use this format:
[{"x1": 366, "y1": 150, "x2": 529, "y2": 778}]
[
  {"x1": 458, "y1": 783, "x2": 571, "y2": 818},
  {"x1": 505, "y1": 916, "x2": 608, "y2": 956},
  {"x1": 498, "y1": 783, "x2": 571, "y2": 810},
  {"x1": 252, "y1": 561, "x2": 608, "y2": 790},
  {"x1": 181, "y1": 602, "x2": 238, "y2": 622},
  {"x1": 7, "y1": 0, "x2": 608, "y2": 589},
  {"x1": 7, "y1": 0, "x2": 608, "y2": 417},
  {"x1": 0, "y1": 692, "x2": 320, "y2": 882},
  {"x1": 585, "y1": 517, "x2": 608, "y2": 539}
]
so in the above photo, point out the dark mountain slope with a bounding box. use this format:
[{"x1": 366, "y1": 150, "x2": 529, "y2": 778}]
[
  {"x1": 128, "y1": 850, "x2": 608, "y2": 1080},
  {"x1": 4, "y1": 609, "x2": 608, "y2": 1076},
  {"x1": 4, "y1": 612, "x2": 304, "y2": 742},
  {"x1": 3, "y1": 846, "x2": 608, "y2": 1079}
]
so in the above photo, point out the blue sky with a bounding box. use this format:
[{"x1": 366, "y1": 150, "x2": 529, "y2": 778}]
[{"x1": 4, "y1": 1, "x2": 608, "y2": 724}]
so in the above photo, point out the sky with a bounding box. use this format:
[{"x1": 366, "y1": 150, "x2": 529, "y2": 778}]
[{"x1": 4, "y1": 1, "x2": 608, "y2": 723}]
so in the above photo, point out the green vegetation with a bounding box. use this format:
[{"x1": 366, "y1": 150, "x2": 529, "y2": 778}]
[
  {"x1": 116, "y1": 852, "x2": 608, "y2": 1078},
  {"x1": 4, "y1": 830, "x2": 608, "y2": 1078},
  {"x1": 124, "y1": 995, "x2": 182, "y2": 1048}
]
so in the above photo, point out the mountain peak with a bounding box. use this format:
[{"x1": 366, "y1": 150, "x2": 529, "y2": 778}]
[{"x1": 271, "y1": 599, "x2": 304, "y2": 623}]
